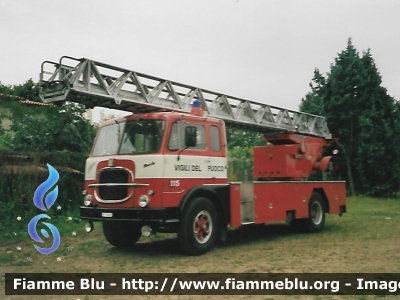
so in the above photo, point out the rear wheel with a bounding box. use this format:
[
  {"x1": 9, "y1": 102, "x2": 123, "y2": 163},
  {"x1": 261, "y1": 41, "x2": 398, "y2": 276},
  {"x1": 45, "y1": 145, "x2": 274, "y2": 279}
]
[
  {"x1": 306, "y1": 192, "x2": 326, "y2": 232},
  {"x1": 102, "y1": 221, "x2": 141, "y2": 248},
  {"x1": 178, "y1": 197, "x2": 218, "y2": 255},
  {"x1": 290, "y1": 192, "x2": 326, "y2": 233}
]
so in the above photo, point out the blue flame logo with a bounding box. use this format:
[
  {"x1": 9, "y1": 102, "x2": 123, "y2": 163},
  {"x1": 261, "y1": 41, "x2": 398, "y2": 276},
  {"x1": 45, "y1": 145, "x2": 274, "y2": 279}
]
[{"x1": 28, "y1": 164, "x2": 61, "y2": 254}]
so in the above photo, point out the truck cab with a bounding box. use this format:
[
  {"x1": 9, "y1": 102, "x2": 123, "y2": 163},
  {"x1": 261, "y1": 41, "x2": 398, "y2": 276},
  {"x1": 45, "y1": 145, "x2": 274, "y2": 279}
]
[{"x1": 81, "y1": 110, "x2": 230, "y2": 252}]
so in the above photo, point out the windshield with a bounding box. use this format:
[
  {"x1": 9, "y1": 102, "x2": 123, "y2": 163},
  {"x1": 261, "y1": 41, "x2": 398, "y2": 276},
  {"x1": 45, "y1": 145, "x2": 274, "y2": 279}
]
[{"x1": 92, "y1": 119, "x2": 165, "y2": 156}]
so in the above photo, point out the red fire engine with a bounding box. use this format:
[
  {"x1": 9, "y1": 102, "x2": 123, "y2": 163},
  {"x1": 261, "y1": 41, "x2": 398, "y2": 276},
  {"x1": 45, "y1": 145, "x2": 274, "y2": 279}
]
[{"x1": 39, "y1": 56, "x2": 346, "y2": 255}]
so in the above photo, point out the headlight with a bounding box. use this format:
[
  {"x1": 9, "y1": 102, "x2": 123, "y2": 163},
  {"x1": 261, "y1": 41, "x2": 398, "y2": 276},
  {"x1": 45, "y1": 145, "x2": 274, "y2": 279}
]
[
  {"x1": 138, "y1": 195, "x2": 150, "y2": 207},
  {"x1": 83, "y1": 192, "x2": 92, "y2": 207}
]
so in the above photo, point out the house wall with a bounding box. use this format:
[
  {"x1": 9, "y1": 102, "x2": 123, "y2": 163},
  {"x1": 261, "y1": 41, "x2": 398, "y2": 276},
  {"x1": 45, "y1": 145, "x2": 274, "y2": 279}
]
[{"x1": 0, "y1": 106, "x2": 12, "y2": 130}]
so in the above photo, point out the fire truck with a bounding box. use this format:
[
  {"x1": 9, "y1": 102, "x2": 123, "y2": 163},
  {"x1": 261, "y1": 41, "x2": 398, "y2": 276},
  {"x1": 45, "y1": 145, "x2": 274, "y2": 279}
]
[{"x1": 39, "y1": 56, "x2": 346, "y2": 255}]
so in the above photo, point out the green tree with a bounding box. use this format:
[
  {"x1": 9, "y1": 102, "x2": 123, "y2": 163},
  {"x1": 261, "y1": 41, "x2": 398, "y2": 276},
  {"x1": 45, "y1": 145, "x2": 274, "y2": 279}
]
[
  {"x1": 300, "y1": 39, "x2": 400, "y2": 197},
  {"x1": 225, "y1": 128, "x2": 266, "y2": 181},
  {"x1": 0, "y1": 79, "x2": 40, "y2": 102},
  {"x1": 0, "y1": 80, "x2": 96, "y2": 154},
  {"x1": 0, "y1": 82, "x2": 13, "y2": 97},
  {"x1": 226, "y1": 127, "x2": 265, "y2": 148},
  {"x1": 9, "y1": 102, "x2": 96, "y2": 154},
  {"x1": 13, "y1": 79, "x2": 41, "y2": 102},
  {"x1": 354, "y1": 51, "x2": 400, "y2": 196},
  {"x1": 299, "y1": 68, "x2": 325, "y2": 115}
]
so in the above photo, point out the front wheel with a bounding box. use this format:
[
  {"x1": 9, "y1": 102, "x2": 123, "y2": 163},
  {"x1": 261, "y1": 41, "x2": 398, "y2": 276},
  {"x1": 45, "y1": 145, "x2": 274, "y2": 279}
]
[
  {"x1": 178, "y1": 197, "x2": 218, "y2": 255},
  {"x1": 102, "y1": 221, "x2": 141, "y2": 248}
]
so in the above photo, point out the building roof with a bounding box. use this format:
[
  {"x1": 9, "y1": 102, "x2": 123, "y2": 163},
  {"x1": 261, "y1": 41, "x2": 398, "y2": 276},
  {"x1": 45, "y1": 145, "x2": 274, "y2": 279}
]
[
  {"x1": 0, "y1": 93, "x2": 49, "y2": 106},
  {"x1": 20, "y1": 99, "x2": 49, "y2": 106}
]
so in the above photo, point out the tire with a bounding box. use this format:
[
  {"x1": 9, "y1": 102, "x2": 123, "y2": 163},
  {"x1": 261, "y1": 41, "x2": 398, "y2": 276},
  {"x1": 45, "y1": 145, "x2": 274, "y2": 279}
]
[
  {"x1": 305, "y1": 192, "x2": 326, "y2": 233},
  {"x1": 102, "y1": 221, "x2": 141, "y2": 248},
  {"x1": 290, "y1": 192, "x2": 326, "y2": 233},
  {"x1": 178, "y1": 197, "x2": 218, "y2": 255}
]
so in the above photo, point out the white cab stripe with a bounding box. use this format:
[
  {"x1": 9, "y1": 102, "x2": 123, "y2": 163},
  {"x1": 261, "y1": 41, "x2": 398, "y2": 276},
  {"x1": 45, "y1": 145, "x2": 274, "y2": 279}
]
[{"x1": 85, "y1": 154, "x2": 227, "y2": 180}]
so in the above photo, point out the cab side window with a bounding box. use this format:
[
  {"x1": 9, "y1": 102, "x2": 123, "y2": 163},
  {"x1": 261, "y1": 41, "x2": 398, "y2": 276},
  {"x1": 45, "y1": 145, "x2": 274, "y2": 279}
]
[
  {"x1": 210, "y1": 125, "x2": 221, "y2": 152},
  {"x1": 168, "y1": 122, "x2": 206, "y2": 150}
]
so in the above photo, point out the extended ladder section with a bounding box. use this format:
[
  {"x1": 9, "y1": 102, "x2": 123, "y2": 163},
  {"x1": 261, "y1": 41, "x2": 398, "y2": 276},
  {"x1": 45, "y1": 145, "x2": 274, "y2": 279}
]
[{"x1": 39, "y1": 56, "x2": 331, "y2": 138}]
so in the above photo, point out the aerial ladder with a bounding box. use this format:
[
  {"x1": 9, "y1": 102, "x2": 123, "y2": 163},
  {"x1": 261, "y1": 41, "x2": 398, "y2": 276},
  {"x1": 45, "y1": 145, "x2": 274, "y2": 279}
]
[
  {"x1": 39, "y1": 56, "x2": 346, "y2": 255},
  {"x1": 40, "y1": 56, "x2": 331, "y2": 138}
]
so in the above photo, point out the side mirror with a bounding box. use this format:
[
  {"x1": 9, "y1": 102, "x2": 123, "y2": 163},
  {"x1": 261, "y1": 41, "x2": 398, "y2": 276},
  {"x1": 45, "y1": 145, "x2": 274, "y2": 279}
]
[{"x1": 184, "y1": 126, "x2": 197, "y2": 148}]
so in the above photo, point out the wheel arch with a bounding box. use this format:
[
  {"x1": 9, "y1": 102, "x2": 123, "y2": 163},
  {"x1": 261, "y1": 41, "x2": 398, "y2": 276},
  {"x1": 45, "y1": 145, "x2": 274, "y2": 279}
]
[
  {"x1": 180, "y1": 185, "x2": 230, "y2": 234},
  {"x1": 312, "y1": 188, "x2": 329, "y2": 214}
]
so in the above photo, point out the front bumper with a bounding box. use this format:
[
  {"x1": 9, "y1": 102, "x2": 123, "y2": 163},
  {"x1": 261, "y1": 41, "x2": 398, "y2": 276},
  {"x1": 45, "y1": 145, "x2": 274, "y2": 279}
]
[{"x1": 80, "y1": 206, "x2": 180, "y2": 225}]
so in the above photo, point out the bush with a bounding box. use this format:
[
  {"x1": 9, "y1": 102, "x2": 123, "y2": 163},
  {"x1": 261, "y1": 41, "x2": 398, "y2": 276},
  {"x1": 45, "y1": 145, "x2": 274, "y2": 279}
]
[{"x1": 0, "y1": 150, "x2": 85, "y2": 232}]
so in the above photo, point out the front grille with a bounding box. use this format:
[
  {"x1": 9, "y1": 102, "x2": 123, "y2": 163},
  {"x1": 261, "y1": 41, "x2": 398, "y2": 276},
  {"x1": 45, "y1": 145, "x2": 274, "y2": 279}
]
[{"x1": 98, "y1": 169, "x2": 129, "y2": 201}]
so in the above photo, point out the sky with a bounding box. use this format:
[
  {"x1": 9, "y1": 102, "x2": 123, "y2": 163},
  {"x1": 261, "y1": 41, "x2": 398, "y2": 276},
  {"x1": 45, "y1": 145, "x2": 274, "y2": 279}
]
[{"x1": 1, "y1": 0, "x2": 399, "y2": 121}]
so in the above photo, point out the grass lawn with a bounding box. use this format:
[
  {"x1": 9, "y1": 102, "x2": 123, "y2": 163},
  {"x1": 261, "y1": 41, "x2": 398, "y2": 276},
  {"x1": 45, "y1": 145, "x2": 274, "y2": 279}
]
[{"x1": 1, "y1": 196, "x2": 399, "y2": 299}]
